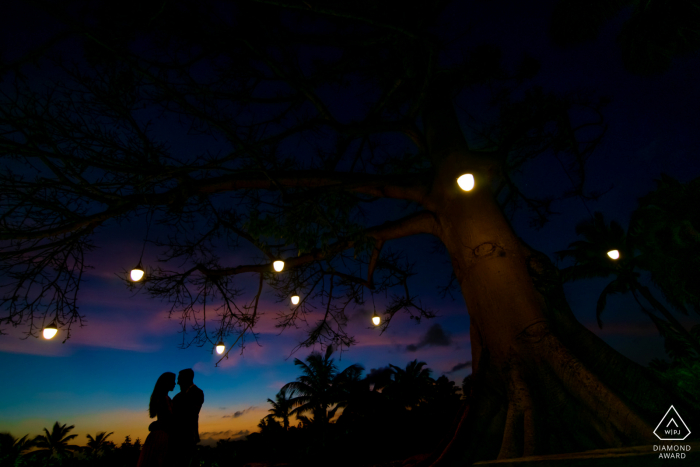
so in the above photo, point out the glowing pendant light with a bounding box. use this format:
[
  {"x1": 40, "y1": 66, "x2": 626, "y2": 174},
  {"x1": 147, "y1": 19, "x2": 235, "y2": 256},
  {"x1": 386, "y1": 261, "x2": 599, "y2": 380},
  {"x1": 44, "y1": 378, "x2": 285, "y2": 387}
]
[
  {"x1": 215, "y1": 341, "x2": 225, "y2": 355},
  {"x1": 291, "y1": 293, "x2": 300, "y2": 305},
  {"x1": 607, "y1": 250, "x2": 620, "y2": 260},
  {"x1": 43, "y1": 321, "x2": 58, "y2": 340},
  {"x1": 273, "y1": 260, "x2": 285, "y2": 272},
  {"x1": 130, "y1": 261, "x2": 145, "y2": 282},
  {"x1": 131, "y1": 214, "x2": 153, "y2": 282},
  {"x1": 370, "y1": 290, "x2": 380, "y2": 326},
  {"x1": 457, "y1": 174, "x2": 475, "y2": 191}
]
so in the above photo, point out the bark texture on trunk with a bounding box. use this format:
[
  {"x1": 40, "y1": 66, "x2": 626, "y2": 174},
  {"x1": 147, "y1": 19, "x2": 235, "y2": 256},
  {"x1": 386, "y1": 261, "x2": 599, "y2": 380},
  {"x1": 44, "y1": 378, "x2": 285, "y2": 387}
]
[{"x1": 415, "y1": 95, "x2": 699, "y2": 465}]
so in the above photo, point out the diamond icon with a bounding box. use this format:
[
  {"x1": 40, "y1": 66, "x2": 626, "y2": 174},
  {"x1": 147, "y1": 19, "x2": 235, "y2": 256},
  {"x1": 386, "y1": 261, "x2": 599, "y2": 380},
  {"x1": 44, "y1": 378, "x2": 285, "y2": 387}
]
[{"x1": 654, "y1": 406, "x2": 691, "y2": 441}]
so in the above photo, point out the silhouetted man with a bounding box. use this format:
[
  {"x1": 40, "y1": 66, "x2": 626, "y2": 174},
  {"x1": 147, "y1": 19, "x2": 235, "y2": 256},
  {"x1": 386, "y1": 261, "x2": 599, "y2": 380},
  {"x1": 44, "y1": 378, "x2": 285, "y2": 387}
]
[{"x1": 172, "y1": 368, "x2": 204, "y2": 467}]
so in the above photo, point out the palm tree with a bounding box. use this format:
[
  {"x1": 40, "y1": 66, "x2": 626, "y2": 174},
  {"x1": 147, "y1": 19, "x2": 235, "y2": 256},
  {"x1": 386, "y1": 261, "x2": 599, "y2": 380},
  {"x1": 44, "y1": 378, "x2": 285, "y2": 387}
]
[
  {"x1": 32, "y1": 422, "x2": 80, "y2": 461},
  {"x1": 267, "y1": 388, "x2": 293, "y2": 430},
  {"x1": 282, "y1": 345, "x2": 364, "y2": 426},
  {"x1": 557, "y1": 212, "x2": 632, "y2": 323},
  {"x1": 631, "y1": 174, "x2": 700, "y2": 315},
  {"x1": 0, "y1": 432, "x2": 34, "y2": 466},
  {"x1": 257, "y1": 414, "x2": 282, "y2": 434},
  {"x1": 384, "y1": 359, "x2": 434, "y2": 409},
  {"x1": 85, "y1": 431, "x2": 114, "y2": 457},
  {"x1": 557, "y1": 211, "x2": 700, "y2": 357}
]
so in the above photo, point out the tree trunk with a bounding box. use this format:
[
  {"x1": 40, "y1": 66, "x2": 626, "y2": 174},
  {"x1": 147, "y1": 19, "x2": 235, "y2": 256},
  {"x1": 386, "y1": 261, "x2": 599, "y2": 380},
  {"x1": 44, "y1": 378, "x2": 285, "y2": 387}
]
[{"x1": 415, "y1": 94, "x2": 699, "y2": 465}]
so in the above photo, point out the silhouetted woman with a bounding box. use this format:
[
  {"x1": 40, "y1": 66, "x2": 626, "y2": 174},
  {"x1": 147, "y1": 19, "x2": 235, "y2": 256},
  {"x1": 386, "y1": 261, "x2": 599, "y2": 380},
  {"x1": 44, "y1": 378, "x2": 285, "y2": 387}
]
[{"x1": 137, "y1": 372, "x2": 176, "y2": 467}]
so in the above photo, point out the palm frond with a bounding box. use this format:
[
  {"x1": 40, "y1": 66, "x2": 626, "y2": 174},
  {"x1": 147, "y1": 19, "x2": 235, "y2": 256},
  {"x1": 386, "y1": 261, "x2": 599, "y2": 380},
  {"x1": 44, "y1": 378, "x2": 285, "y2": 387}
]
[{"x1": 595, "y1": 278, "x2": 629, "y2": 328}]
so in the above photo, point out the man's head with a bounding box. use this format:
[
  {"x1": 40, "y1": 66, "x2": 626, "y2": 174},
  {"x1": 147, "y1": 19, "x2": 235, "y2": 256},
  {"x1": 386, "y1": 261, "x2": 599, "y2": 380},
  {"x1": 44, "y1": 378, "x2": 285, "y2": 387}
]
[{"x1": 177, "y1": 368, "x2": 195, "y2": 390}]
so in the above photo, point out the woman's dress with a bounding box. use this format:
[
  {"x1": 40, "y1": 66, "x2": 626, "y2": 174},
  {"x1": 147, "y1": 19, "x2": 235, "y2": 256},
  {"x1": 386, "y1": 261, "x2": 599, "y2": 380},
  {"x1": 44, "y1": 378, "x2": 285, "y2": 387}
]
[{"x1": 136, "y1": 395, "x2": 173, "y2": 467}]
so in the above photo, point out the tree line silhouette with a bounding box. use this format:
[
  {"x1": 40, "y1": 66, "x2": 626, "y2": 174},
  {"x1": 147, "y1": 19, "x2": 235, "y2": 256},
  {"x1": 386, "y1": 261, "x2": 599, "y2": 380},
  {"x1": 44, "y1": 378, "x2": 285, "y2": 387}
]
[
  {"x1": 0, "y1": 352, "x2": 465, "y2": 467},
  {"x1": 246, "y1": 348, "x2": 465, "y2": 466},
  {"x1": 0, "y1": 425, "x2": 142, "y2": 467}
]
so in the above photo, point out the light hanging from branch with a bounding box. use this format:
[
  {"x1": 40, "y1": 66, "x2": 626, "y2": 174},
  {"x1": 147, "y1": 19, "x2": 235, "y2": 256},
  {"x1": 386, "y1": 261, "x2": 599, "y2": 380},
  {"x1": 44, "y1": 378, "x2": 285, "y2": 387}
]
[
  {"x1": 273, "y1": 260, "x2": 285, "y2": 272},
  {"x1": 130, "y1": 261, "x2": 145, "y2": 282},
  {"x1": 607, "y1": 249, "x2": 620, "y2": 260},
  {"x1": 130, "y1": 212, "x2": 153, "y2": 282},
  {"x1": 291, "y1": 292, "x2": 300, "y2": 305},
  {"x1": 215, "y1": 341, "x2": 225, "y2": 355},
  {"x1": 43, "y1": 321, "x2": 58, "y2": 340},
  {"x1": 370, "y1": 290, "x2": 380, "y2": 326},
  {"x1": 457, "y1": 173, "x2": 475, "y2": 191}
]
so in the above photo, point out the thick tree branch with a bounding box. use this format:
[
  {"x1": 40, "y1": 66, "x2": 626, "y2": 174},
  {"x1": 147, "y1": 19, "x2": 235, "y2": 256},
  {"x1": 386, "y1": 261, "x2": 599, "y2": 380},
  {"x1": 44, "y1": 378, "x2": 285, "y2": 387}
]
[
  {"x1": 200, "y1": 211, "x2": 438, "y2": 278},
  {"x1": 196, "y1": 170, "x2": 430, "y2": 203},
  {"x1": 2, "y1": 169, "x2": 431, "y2": 241}
]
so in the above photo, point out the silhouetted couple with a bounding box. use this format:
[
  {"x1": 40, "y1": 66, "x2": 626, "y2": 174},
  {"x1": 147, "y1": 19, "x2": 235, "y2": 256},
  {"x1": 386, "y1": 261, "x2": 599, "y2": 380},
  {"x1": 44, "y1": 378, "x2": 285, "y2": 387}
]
[{"x1": 137, "y1": 369, "x2": 204, "y2": 467}]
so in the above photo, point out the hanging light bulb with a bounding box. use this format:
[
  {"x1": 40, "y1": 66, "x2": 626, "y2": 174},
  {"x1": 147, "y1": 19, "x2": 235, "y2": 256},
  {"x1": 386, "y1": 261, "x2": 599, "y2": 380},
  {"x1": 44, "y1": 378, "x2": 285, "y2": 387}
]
[
  {"x1": 291, "y1": 293, "x2": 300, "y2": 305},
  {"x1": 273, "y1": 260, "x2": 285, "y2": 272},
  {"x1": 457, "y1": 174, "x2": 475, "y2": 191},
  {"x1": 215, "y1": 341, "x2": 225, "y2": 355},
  {"x1": 607, "y1": 249, "x2": 620, "y2": 260},
  {"x1": 130, "y1": 261, "x2": 145, "y2": 282},
  {"x1": 43, "y1": 321, "x2": 58, "y2": 340},
  {"x1": 372, "y1": 312, "x2": 381, "y2": 326}
]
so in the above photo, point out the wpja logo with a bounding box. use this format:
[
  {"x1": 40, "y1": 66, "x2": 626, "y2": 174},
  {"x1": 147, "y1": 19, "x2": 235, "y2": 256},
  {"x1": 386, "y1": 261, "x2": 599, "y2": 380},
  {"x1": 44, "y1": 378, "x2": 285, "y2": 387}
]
[{"x1": 653, "y1": 405, "x2": 692, "y2": 459}]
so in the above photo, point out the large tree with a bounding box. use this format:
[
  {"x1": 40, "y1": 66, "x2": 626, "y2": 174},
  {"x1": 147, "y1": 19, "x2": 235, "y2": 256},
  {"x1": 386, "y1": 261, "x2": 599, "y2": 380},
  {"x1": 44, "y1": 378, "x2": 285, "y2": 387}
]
[{"x1": 1, "y1": 1, "x2": 698, "y2": 464}]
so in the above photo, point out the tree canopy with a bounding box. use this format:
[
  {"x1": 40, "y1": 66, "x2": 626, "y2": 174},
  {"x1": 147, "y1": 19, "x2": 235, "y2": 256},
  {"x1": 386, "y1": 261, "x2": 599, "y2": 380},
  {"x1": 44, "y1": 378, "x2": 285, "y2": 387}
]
[{"x1": 0, "y1": 1, "x2": 613, "y2": 357}]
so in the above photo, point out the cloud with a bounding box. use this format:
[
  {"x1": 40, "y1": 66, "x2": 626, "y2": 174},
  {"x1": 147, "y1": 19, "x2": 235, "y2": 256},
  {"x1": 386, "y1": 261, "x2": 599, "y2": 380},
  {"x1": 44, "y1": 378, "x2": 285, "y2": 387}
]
[
  {"x1": 219, "y1": 407, "x2": 227, "y2": 411},
  {"x1": 445, "y1": 361, "x2": 472, "y2": 374},
  {"x1": 406, "y1": 323, "x2": 451, "y2": 352},
  {"x1": 198, "y1": 438, "x2": 218, "y2": 448},
  {"x1": 66, "y1": 314, "x2": 168, "y2": 352},
  {"x1": 209, "y1": 330, "x2": 309, "y2": 372},
  {"x1": 199, "y1": 429, "x2": 251, "y2": 446},
  {"x1": 232, "y1": 429, "x2": 251, "y2": 438},
  {"x1": 0, "y1": 332, "x2": 74, "y2": 357},
  {"x1": 0, "y1": 286, "x2": 183, "y2": 356},
  {"x1": 199, "y1": 429, "x2": 250, "y2": 439},
  {"x1": 222, "y1": 406, "x2": 257, "y2": 418},
  {"x1": 192, "y1": 361, "x2": 216, "y2": 376}
]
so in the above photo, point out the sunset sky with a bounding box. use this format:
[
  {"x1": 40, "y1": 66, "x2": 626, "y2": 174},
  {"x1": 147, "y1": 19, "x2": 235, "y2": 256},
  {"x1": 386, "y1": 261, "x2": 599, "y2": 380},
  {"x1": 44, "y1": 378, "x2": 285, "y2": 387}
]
[
  {"x1": 1, "y1": 0, "x2": 699, "y2": 449},
  {"x1": 0, "y1": 259, "x2": 679, "y2": 446}
]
